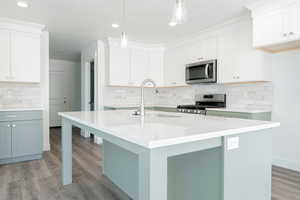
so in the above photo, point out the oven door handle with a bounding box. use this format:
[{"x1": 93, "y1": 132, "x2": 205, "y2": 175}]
[{"x1": 205, "y1": 64, "x2": 209, "y2": 78}]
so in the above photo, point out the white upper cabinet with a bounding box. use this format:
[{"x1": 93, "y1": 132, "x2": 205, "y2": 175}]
[
  {"x1": 185, "y1": 37, "x2": 217, "y2": 63},
  {"x1": 252, "y1": 11, "x2": 285, "y2": 47},
  {"x1": 109, "y1": 41, "x2": 131, "y2": 86},
  {"x1": 0, "y1": 20, "x2": 44, "y2": 83},
  {"x1": 11, "y1": 31, "x2": 41, "y2": 83},
  {"x1": 108, "y1": 38, "x2": 164, "y2": 87},
  {"x1": 0, "y1": 29, "x2": 10, "y2": 81},
  {"x1": 289, "y1": 3, "x2": 300, "y2": 41},
  {"x1": 248, "y1": 0, "x2": 300, "y2": 52},
  {"x1": 164, "y1": 45, "x2": 187, "y2": 87},
  {"x1": 130, "y1": 47, "x2": 149, "y2": 86},
  {"x1": 148, "y1": 49, "x2": 164, "y2": 86}
]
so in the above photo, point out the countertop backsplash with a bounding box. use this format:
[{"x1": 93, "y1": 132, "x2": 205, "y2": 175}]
[
  {"x1": 0, "y1": 83, "x2": 42, "y2": 109},
  {"x1": 104, "y1": 82, "x2": 273, "y2": 111}
]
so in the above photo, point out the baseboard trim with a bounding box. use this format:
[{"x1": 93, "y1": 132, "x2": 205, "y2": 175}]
[
  {"x1": 273, "y1": 157, "x2": 300, "y2": 172},
  {"x1": 0, "y1": 154, "x2": 42, "y2": 165}
]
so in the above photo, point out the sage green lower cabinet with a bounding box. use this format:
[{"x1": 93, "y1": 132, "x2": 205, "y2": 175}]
[
  {"x1": 0, "y1": 111, "x2": 43, "y2": 165},
  {"x1": 0, "y1": 122, "x2": 12, "y2": 160},
  {"x1": 12, "y1": 120, "x2": 43, "y2": 157},
  {"x1": 206, "y1": 110, "x2": 272, "y2": 121}
]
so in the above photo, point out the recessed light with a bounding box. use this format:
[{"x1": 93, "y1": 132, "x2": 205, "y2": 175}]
[
  {"x1": 168, "y1": 21, "x2": 177, "y2": 27},
  {"x1": 17, "y1": 1, "x2": 29, "y2": 8},
  {"x1": 112, "y1": 24, "x2": 120, "y2": 28}
]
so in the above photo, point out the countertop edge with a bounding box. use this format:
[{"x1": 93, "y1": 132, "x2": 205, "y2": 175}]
[
  {"x1": 59, "y1": 111, "x2": 280, "y2": 149},
  {"x1": 0, "y1": 108, "x2": 44, "y2": 112}
]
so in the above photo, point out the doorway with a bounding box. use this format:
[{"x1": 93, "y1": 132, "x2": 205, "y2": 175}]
[{"x1": 89, "y1": 60, "x2": 95, "y2": 111}]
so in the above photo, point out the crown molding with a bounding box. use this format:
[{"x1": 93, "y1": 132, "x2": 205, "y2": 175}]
[{"x1": 0, "y1": 18, "x2": 45, "y2": 34}]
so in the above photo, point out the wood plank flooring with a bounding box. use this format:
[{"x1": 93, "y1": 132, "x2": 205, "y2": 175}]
[{"x1": 0, "y1": 127, "x2": 299, "y2": 200}]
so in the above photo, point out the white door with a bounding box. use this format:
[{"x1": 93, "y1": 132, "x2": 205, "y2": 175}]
[
  {"x1": 0, "y1": 29, "x2": 10, "y2": 81},
  {"x1": 11, "y1": 31, "x2": 40, "y2": 82},
  {"x1": 253, "y1": 11, "x2": 285, "y2": 47},
  {"x1": 49, "y1": 70, "x2": 69, "y2": 127}
]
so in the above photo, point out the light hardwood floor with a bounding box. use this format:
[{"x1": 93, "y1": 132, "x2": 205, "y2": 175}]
[{"x1": 0, "y1": 128, "x2": 299, "y2": 200}]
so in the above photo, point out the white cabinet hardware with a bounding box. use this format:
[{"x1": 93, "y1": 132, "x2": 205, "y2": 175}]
[
  {"x1": 7, "y1": 124, "x2": 11, "y2": 128},
  {"x1": 12, "y1": 124, "x2": 16, "y2": 128}
]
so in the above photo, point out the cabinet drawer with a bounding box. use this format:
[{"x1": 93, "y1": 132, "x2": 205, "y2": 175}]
[{"x1": 0, "y1": 111, "x2": 42, "y2": 122}]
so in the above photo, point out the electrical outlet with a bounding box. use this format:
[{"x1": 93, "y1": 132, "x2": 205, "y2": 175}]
[{"x1": 227, "y1": 136, "x2": 239, "y2": 150}]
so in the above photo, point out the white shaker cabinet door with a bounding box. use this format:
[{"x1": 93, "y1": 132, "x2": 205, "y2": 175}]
[
  {"x1": 109, "y1": 43, "x2": 131, "y2": 86},
  {"x1": 203, "y1": 37, "x2": 218, "y2": 60},
  {"x1": 253, "y1": 11, "x2": 285, "y2": 48},
  {"x1": 288, "y1": 2, "x2": 300, "y2": 41},
  {"x1": 0, "y1": 29, "x2": 11, "y2": 81},
  {"x1": 148, "y1": 50, "x2": 164, "y2": 86},
  {"x1": 217, "y1": 30, "x2": 238, "y2": 83},
  {"x1": 130, "y1": 47, "x2": 149, "y2": 86},
  {"x1": 164, "y1": 45, "x2": 186, "y2": 86},
  {"x1": 11, "y1": 31, "x2": 41, "y2": 83}
]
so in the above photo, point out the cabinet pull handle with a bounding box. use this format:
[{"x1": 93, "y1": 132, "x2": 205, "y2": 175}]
[
  {"x1": 7, "y1": 124, "x2": 11, "y2": 128},
  {"x1": 12, "y1": 124, "x2": 16, "y2": 128},
  {"x1": 283, "y1": 33, "x2": 287, "y2": 37},
  {"x1": 289, "y1": 32, "x2": 294, "y2": 35}
]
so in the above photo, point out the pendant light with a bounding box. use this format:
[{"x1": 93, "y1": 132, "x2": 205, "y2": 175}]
[
  {"x1": 121, "y1": 0, "x2": 128, "y2": 48},
  {"x1": 170, "y1": 0, "x2": 187, "y2": 25}
]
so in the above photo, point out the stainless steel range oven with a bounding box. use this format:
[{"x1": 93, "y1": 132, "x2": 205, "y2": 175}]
[
  {"x1": 177, "y1": 94, "x2": 226, "y2": 114},
  {"x1": 185, "y1": 59, "x2": 217, "y2": 84}
]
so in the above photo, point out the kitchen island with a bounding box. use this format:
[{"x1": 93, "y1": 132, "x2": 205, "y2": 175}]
[{"x1": 59, "y1": 110, "x2": 279, "y2": 200}]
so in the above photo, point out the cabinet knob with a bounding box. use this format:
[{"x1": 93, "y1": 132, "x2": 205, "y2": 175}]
[
  {"x1": 289, "y1": 32, "x2": 294, "y2": 35},
  {"x1": 7, "y1": 124, "x2": 11, "y2": 128},
  {"x1": 172, "y1": 82, "x2": 177, "y2": 85},
  {"x1": 283, "y1": 33, "x2": 287, "y2": 37},
  {"x1": 12, "y1": 124, "x2": 16, "y2": 128}
]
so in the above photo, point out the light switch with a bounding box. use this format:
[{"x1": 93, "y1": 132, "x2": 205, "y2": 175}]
[{"x1": 227, "y1": 136, "x2": 239, "y2": 150}]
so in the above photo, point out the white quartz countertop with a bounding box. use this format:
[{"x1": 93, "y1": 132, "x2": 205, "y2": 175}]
[
  {"x1": 0, "y1": 107, "x2": 44, "y2": 112},
  {"x1": 104, "y1": 104, "x2": 177, "y2": 108},
  {"x1": 59, "y1": 110, "x2": 279, "y2": 149},
  {"x1": 206, "y1": 107, "x2": 272, "y2": 113}
]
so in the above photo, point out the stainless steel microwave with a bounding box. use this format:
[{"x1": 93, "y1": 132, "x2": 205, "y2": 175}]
[{"x1": 185, "y1": 59, "x2": 217, "y2": 84}]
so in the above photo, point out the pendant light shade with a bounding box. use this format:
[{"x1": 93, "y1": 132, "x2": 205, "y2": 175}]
[
  {"x1": 120, "y1": 0, "x2": 128, "y2": 48},
  {"x1": 171, "y1": 0, "x2": 187, "y2": 25},
  {"x1": 121, "y1": 32, "x2": 128, "y2": 48}
]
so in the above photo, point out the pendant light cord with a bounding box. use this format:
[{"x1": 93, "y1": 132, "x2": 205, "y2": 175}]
[{"x1": 122, "y1": 0, "x2": 126, "y2": 29}]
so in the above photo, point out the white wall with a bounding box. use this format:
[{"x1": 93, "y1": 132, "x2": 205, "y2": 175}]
[{"x1": 271, "y1": 49, "x2": 300, "y2": 172}]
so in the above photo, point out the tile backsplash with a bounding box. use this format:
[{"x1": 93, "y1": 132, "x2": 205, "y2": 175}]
[
  {"x1": 104, "y1": 82, "x2": 273, "y2": 110},
  {"x1": 0, "y1": 83, "x2": 42, "y2": 109}
]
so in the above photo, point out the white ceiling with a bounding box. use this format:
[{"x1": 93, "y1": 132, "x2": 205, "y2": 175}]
[{"x1": 0, "y1": 0, "x2": 257, "y2": 61}]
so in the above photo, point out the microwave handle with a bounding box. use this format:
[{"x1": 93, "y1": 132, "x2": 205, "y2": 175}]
[{"x1": 205, "y1": 64, "x2": 209, "y2": 78}]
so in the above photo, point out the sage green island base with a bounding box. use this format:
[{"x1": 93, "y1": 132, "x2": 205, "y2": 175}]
[
  {"x1": 103, "y1": 131, "x2": 272, "y2": 200},
  {"x1": 59, "y1": 110, "x2": 279, "y2": 200}
]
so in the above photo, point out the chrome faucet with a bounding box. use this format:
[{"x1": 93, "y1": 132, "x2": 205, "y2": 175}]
[{"x1": 133, "y1": 79, "x2": 159, "y2": 116}]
